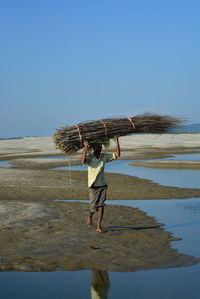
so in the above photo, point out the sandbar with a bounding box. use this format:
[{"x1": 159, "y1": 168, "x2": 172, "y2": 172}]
[{"x1": 0, "y1": 199, "x2": 198, "y2": 272}]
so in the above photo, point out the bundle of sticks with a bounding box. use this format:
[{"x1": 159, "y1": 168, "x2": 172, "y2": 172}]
[{"x1": 53, "y1": 113, "x2": 182, "y2": 154}]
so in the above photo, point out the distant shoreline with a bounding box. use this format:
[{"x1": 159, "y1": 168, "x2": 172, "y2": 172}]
[
  {"x1": 1, "y1": 130, "x2": 200, "y2": 139},
  {"x1": 1, "y1": 133, "x2": 200, "y2": 160}
]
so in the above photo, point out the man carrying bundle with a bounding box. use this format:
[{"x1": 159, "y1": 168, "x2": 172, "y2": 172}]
[{"x1": 82, "y1": 137, "x2": 120, "y2": 233}]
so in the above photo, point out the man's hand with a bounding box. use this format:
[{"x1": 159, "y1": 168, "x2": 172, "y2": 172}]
[
  {"x1": 113, "y1": 135, "x2": 120, "y2": 158},
  {"x1": 82, "y1": 140, "x2": 89, "y2": 164},
  {"x1": 83, "y1": 140, "x2": 89, "y2": 150}
]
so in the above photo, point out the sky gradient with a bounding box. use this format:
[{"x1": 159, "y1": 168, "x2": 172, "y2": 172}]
[{"x1": 1, "y1": 0, "x2": 200, "y2": 137}]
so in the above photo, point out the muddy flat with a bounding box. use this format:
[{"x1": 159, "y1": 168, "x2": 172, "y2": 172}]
[{"x1": 1, "y1": 167, "x2": 200, "y2": 200}]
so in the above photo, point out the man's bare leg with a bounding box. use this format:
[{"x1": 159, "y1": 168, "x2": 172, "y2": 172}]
[
  {"x1": 96, "y1": 206, "x2": 107, "y2": 233},
  {"x1": 87, "y1": 212, "x2": 94, "y2": 227}
]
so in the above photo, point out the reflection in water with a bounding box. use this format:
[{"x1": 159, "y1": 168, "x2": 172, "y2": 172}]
[{"x1": 91, "y1": 270, "x2": 110, "y2": 299}]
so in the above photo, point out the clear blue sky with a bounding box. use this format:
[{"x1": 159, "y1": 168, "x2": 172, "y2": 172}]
[{"x1": 1, "y1": 0, "x2": 199, "y2": 137}]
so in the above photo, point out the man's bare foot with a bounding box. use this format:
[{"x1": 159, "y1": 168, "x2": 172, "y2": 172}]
[
  {"x1": 87, "y1": 216, "x2": 93, "y2": 227},
  {"x1": 96, "y1": 227, "x2": 107, "y2": 233}
]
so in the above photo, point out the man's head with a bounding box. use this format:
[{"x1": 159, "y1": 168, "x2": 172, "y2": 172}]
[{"x1": 91, "y1": 143, "x2": 102, "y2": 155}]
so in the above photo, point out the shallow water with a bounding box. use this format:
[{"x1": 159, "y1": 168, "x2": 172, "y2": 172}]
[
  {"x1": 0, "y1": 160, "x2": 10, "y2": 167},
  {"x1": 165, "y1": 152, "x2": 200, "y2": 161},
  {"x1": 113, "y1": 198, "x2": 200, "y2": 257},
  {"x1": 1, "y1": 265, "x2": 200, "y2": 299}
]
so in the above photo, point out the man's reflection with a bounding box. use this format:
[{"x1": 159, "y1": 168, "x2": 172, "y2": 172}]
[{"x1": 91, "y1": 270, "x2": 110, "y2": 299}]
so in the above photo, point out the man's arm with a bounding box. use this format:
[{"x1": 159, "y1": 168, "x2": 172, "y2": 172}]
[
  {"x1": 113, "y1": 136, "x2": 120, "y2": 158},
  {"x1": 82, "y1": 140, "x2": 89, "y2": 164}
]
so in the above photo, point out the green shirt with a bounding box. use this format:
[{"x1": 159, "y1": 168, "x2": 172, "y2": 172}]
[{"x1": 85, "y1": 153, "x2": 117, "y2": 187}]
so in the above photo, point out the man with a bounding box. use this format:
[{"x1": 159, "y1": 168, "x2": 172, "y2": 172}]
[{"x1": 82, "y1": 136, "x2": 120, "y2": 232}]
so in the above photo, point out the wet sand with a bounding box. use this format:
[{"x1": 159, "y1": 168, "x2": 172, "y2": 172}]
[
  {"x1": 1, "y1": 167, "x2": 200, "y2": 200},
  {"x1": 0, "y1": 199, "x2": 198, "y2": 272}
]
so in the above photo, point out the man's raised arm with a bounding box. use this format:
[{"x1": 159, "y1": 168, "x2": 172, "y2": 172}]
[
  {"x1": 114, "y1": 136, "x2": 120, "y2": 158},
  {"x1": 82, "y1": 140, "x2": 88, "y2": 164}
]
